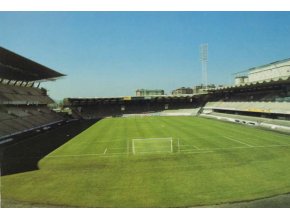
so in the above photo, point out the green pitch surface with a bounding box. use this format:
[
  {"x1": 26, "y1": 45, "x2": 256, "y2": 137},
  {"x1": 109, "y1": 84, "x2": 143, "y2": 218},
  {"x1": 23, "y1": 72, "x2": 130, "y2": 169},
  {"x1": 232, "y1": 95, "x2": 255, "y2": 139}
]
[{"x1": 2, "y1": 116, "x2": 290, "y2": 207}]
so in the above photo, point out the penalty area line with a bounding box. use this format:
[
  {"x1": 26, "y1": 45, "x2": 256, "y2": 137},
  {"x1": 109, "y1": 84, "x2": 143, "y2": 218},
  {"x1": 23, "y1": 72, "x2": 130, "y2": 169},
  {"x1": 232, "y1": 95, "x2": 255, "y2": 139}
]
[
  {"x1": 224, "y1": 136, "x2": 253, "y2": 147},
  {"x1": 47, "y1": 152, "x2": 128, "y2": 158},
  {"x1": 182, "y1": 150, "x2": 215, "y2": 154},
  {"x1": 47, "y1": 153, "x2": 103, "y2": 158},
  {"x1": 180, "y1": 144, "x2": 201, "y2": 150},
  {"x1": 180, "y1": 144, "x2": 290, "y2": 154}
]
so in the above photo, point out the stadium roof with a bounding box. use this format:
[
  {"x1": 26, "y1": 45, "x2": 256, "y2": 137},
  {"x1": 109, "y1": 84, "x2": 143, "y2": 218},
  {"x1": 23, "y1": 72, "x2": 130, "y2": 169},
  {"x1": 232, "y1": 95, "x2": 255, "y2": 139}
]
[
  {"x1": 210, "y1": 75, "x2": 290, "y2": 92},
  {"x1": 234, "y1": 57, "x2": 290, "y2": 76},
  {"x1": 0, "y1": 47, "x2": 65, "y2": 82},
  {"x1": 248, "y1": 57, "x2": 290, "y2": 72}
]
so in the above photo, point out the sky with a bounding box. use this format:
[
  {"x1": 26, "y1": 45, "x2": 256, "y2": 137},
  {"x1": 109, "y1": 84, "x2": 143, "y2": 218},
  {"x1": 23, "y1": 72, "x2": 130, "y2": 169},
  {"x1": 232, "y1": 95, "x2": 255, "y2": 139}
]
[{"x1": 1, "y1": 11, "x2": 290, "y2": 100}]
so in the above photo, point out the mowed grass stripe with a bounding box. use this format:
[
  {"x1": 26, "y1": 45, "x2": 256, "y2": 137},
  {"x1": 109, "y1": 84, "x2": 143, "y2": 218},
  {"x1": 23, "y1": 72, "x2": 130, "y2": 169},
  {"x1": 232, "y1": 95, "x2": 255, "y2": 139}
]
[
  {"x1": 204, "y1": 117, "x2": 290, "y2": 146},
  {"x1": 160, "y1": 116, "x2": 242, "y2": 149}
]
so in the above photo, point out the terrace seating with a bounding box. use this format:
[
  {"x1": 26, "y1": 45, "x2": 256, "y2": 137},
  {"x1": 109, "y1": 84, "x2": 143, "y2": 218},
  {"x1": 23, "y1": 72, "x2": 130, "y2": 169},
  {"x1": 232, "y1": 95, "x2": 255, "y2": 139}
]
[
  {"x1": 7, "y1": 107, "x2": 30, "y2": 117},
  {"x1": 0, "y1": 111, "x2": 14, "y2": 121},
  {"x1": 204, "y1": 101, "x2": 290, "y2": 114},
  {"x1": 0, "y1": 83, "x2": 54, "y2": 105},
  {"x1": 0, "y1": 111, "x2": 63, "y2": 138},
  {"x1": 0, "y1": 104, "x2": 64, "y2": 138},
  {"x1": 209, "y1": 111, "x2": 290, "y2": 127},
  {"x1": 217, "y1": 90, "x2": 290, "y2": 103}
]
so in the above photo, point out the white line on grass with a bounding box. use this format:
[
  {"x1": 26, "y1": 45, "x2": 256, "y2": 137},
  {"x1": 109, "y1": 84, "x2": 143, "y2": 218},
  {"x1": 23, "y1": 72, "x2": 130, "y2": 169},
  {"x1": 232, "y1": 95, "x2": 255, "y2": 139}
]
[
  {"x1": 48, "y1": 153, "x2": 103, "y2": 158},
  {"x1": 180, "y1": 145, "x2": 201, "y2": 150},
  {"x1": 180, "y1": 144, "x2": 290, "y2": 154},
  {"x1": 46, "y1": 144, "x2": 290, "y2": 159},
  {"x1": 103, "y1": 148, "x2": 107, "y2": 154},
  {"x1": 134, "y1": 151, "x2": 173, "y2": 155},
  {"x1": 95, "y1": 138, "x2": 126, "y2": 143},
  {"x1": 132, "y1": 137, "x2": 173, "y2": 140},
  {"x1": 252, "y1": 144, "x2": 290, "y2": 148},
  {"x1": 182, "y1": 150, "x2": 215, "y2": 154},
  {"x1": 47, "y1": 152, "x2": 128, "y2": 158},
  {"x1": 224, "y1": 136, "x2": 254, "y2": 147},
  {"x1": 127, "y1": 139, "x2": 129, "y2": 155},
  {"x1": 109, "y1": 147, "x2": 124, "y2": 150},
  {"x1": 103, "y1": 153, "x2": 130, "y2": 157},
  {"x1": 181, "y1": 146, "x2": 249, "y2": 153}
]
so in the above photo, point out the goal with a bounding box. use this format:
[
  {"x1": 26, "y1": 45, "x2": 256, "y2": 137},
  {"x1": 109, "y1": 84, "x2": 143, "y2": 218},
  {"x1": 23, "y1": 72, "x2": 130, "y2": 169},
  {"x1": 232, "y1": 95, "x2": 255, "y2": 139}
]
[{"x1": 132, "y1": 137, "x2": 175, "y2": 155}]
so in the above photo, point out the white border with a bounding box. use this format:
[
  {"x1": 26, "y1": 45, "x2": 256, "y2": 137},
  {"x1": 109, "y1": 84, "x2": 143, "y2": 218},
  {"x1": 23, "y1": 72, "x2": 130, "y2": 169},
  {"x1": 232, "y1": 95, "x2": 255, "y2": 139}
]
[
  {"x1": 1, "y1": 0, "x2": 290, "y2": 11},
  {"x1": 1, "y1": 1, "x2": 290, "y2": 216},
  {"x1": 1, "y1": 208, "x2": 290, "y2": 218}
]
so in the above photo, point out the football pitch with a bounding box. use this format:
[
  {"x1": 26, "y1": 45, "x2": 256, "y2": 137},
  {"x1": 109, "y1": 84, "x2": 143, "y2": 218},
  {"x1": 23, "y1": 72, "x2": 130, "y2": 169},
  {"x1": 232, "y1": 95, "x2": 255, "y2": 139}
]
[{"x1": 2, "y1": 116, "x2": 290, "y2": 207}]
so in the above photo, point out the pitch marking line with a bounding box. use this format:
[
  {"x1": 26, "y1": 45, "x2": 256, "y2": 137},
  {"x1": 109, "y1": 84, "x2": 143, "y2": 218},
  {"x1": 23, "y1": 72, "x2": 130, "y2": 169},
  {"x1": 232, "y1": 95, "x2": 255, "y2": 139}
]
[
  {"x1": 224, "y1": 136, "x2": 254, "y2": 147},
  {"x1": 48, "y1": 153, "x2": 103, "y2": 158},
  {"x1": 182, "y1": 150, "x2": 215, "y2": 154},
  {"x1": 46, "y1": 144, "x2": 290, "y2": 159},
  {"x1": 109, "y1": 147, "x2": 124, "y2": 150},
  {"x1": 95, "y1": 138, "x2": 126, "y2": 143},
  {"x1": 180, "y1": 144, "x2": 201, "y2": 150},
  {"x1": 135, "y1": 150, "x2": 173, "y2": 154},
  {"x1": 180, "y1": 144, "x2": 290, "y2": 154},
  {"x1": 105, "y1": 152, "x2": 127, "y2": 156},
  {"x1": 48, "y1": 152, "x2": 128, "y2": 158},
  {"x1": 103, "y1": 148, "x2": 107, "y2": 154},
  {"x1": 252, "y1": 144, "x2": 290, "y2": 148}
]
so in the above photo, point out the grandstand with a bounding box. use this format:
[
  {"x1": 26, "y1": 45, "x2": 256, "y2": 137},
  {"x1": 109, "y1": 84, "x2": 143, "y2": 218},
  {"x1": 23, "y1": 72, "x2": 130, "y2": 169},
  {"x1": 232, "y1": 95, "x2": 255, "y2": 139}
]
[
  {"x1": 64, "y1": 58, "x2": 290, "y2": 133},
  {"x1": 64, "y1": 94, "x2": 207, "y2": 119},
  {"x1": 2, "y1": 49, "x2": 289, "y2": 143},
  {"x1": 201, "y1": 59, "x2": 290, "y2": 133},
  {"x1": 0, "y1": 47, "x2": 65, "y2": 142}
]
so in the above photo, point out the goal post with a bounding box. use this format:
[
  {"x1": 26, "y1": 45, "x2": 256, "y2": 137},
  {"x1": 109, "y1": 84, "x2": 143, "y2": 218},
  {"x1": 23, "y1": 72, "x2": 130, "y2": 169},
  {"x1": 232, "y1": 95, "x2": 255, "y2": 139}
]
[{"x1": 131, "y1": 137, "x2": 178, "y2": 155}]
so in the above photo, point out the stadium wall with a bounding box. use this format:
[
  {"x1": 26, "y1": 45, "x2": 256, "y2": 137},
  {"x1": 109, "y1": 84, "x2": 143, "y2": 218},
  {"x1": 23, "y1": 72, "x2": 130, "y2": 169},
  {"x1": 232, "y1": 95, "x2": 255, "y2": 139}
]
[{"x1": 65, "y1": 95, "x2": 207, "y2": 119}]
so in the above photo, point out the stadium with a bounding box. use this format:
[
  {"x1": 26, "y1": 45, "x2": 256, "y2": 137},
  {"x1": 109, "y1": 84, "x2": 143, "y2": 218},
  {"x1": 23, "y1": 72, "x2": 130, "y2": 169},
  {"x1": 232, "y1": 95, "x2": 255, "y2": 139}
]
[{"x1": 0, "y1": 46, "x2": 290, "y2": 208}]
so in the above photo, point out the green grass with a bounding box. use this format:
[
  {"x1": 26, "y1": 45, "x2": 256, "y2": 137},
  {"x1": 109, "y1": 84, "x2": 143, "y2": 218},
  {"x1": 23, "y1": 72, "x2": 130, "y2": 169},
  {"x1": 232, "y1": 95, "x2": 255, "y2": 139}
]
[{"x1": 2, "y1": 116, "x2": 290, "y2": 207}]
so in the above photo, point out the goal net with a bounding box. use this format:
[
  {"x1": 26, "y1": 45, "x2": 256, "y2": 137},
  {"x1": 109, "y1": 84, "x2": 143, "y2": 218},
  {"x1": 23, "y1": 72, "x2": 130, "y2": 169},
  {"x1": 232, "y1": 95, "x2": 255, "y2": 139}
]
[{"x1": 132, "y1": 137, "x2": 176, "y2": 155}]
